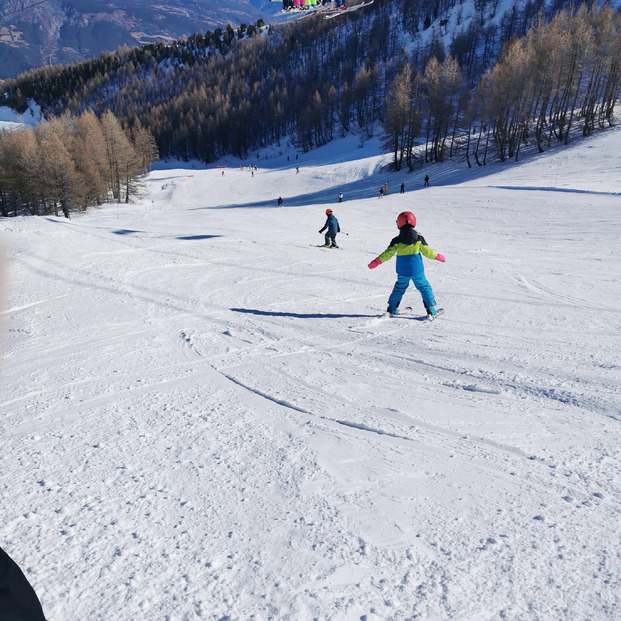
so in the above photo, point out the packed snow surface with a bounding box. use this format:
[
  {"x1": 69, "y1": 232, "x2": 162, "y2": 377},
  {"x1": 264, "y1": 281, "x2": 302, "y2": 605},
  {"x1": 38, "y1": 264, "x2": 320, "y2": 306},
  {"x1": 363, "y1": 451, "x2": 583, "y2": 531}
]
[{"x1": 1, "y1": 129, "x2": 620, "y2": 620}]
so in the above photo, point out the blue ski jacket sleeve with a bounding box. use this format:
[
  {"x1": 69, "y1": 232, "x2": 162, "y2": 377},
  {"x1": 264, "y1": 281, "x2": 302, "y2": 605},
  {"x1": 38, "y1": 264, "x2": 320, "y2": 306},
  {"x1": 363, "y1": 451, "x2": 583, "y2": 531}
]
[{"x1": 319, "y1": 214, "x2": 340, "y2": 235}]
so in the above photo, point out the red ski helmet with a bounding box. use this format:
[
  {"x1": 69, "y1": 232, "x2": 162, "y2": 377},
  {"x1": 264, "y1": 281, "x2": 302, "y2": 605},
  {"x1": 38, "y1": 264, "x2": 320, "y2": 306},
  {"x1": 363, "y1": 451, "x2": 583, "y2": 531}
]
[
  {"x1": 325, "y1": 209, "x2": 333, "y2": 215},
  {"x1": 396, "y1": 211, "x2": 416, "y2": 228}
]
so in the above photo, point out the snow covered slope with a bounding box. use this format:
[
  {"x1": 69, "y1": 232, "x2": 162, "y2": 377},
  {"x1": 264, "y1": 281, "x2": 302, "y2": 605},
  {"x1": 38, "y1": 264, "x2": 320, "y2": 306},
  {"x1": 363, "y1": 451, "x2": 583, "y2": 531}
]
[
  {"x1": 1, "y1": 129, "x2": 620, "y2": 620},
  {"x1": 0, "y1": 103, "x2": 41, "y2": 130}
]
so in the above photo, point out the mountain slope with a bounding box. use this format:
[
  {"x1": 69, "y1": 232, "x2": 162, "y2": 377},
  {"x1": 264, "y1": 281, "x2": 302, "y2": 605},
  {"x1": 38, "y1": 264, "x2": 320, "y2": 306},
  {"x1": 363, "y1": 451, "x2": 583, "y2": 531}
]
[
  {"x1": 0, "y1": 0, "x2": 282, "y2": 78},
  {"x1": 1, "y1": 128, "x2": 620, "y2": 619}
]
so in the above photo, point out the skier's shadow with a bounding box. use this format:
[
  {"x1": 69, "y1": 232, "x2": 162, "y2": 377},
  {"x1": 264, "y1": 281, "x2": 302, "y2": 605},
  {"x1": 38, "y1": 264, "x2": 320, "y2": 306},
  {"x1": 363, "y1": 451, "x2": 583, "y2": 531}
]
[{"x1": 231, "y1": 307, "x2": 377, "y2": 319}]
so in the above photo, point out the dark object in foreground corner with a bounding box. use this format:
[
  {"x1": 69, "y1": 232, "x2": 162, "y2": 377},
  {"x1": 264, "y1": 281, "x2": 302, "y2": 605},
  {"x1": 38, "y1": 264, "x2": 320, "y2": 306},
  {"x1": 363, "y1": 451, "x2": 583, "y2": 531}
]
[{"x1": 0, "y1": 547, "x2": 47, "y2": 621}]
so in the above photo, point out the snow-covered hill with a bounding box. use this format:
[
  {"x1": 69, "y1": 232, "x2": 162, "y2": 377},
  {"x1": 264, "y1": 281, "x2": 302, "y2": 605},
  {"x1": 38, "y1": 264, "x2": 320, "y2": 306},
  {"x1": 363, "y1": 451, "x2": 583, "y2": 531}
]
[{"x1": 1, "y1": 129, "x2": 620, "y2": 619}]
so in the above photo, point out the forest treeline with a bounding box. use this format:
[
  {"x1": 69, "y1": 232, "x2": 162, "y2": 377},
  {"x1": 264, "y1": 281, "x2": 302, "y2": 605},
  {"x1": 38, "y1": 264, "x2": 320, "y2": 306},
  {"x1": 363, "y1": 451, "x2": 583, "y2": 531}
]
[
  {"x1": 0, "y1": 0, "x2": 619, "y2": 216},
  {"x1": 0, "y1": 111, "x2": 158, "y2": 217},
  {"x1": 385, "y1": 3, "x2": 621, "y2": 168}
]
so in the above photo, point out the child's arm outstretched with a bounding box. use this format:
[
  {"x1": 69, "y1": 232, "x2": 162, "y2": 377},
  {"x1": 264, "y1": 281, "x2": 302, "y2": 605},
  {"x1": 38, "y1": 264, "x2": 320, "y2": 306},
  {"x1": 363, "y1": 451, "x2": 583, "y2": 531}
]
[
  {"x1": 417, "y1": 235, "x2": 445, "y2": 262},
  {"x1": 368, "y1": 243, "x2": 397, "y2": 269},
  {"x1": 368, "y1": 241, "x2": 445, "y2": 269}
]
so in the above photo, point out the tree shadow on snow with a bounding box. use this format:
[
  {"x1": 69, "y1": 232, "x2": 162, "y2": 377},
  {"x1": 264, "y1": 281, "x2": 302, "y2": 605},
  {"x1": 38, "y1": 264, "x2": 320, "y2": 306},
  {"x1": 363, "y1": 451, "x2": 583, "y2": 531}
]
[
  {"x1": 491, "y1": 185, "x2": 620, "y2": 196},
  {"x1": 189, "y1": 189, "x2": 341, "y2": 211},
  {"x1": 231, "y1": 307, "x2": 378, "y2": 319},
  {"x1": 177, "y1": 234, "x2": 222, "y2": 240}
]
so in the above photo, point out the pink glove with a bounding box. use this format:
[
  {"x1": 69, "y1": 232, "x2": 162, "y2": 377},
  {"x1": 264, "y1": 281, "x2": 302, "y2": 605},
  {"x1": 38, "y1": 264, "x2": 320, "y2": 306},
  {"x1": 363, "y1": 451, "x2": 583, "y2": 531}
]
[
  {"x1": 435, "y1": 254, "x2": 446, "y2": 263},
  {"x1": 368, "y1": 258, "x2": 381, "y2": 269}
]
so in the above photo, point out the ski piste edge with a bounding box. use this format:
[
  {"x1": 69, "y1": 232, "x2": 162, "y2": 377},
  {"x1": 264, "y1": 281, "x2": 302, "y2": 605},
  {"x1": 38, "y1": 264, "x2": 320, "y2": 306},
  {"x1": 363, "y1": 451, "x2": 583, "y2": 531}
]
[
  {"x1": 325, "y1": 0, "x2": 374, "y2": 19},
  {"x1": 386, "y1": 306, "x2": 444, "y2": 321}
]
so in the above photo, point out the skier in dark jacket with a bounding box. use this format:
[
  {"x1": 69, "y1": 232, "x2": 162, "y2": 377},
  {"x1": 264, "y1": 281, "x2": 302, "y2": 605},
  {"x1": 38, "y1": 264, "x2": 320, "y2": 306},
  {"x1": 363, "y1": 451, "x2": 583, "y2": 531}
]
[
  {"x1": 319, "y1": 209, "x2": 340, "y2": 247},
  {"x1": 368, "y1": 211, "x2": 445, "y2": 316}
]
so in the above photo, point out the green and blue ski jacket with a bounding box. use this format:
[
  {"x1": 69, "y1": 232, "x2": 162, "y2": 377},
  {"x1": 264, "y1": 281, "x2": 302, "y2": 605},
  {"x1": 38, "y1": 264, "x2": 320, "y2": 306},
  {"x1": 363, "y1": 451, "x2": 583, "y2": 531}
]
[{"x1": 377, "y1": 226, "x2": 439, "y2": 277}]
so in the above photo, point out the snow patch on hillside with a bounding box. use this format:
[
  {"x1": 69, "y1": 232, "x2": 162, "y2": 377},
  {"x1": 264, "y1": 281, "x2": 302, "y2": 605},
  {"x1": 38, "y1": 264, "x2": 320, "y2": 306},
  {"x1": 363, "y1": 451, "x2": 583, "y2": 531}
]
[{"x1": 0, "y1": 101, "x2": 41, "y2": 129}]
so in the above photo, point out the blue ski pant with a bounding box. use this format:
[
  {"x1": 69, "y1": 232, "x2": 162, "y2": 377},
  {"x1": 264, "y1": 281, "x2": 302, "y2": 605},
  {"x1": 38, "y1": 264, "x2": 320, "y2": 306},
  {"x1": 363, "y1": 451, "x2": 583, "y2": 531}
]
[{"x1": 387, "y1": 273, "x2": 435, "y2": 312}]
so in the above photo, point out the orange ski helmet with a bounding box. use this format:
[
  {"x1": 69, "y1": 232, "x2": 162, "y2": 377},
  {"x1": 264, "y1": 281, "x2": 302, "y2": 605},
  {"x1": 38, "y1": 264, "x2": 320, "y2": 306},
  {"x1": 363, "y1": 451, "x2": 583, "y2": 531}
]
[
  {"x1": 325, "y1": 209, "x2": 333, "y2": 215},
  {"x1": 396, "y1": 211, "x2": 416, "y2": 228}
]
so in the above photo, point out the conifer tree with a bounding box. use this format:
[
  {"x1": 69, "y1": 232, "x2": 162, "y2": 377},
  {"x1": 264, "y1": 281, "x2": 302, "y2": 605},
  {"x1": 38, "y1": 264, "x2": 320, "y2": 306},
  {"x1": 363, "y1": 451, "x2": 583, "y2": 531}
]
[
  {"x1": 382, "y1": 62, "x2": 413, "y2": 170},
  {"x1": 100, "y1": 111, "x2": 138, "y2": 202}
]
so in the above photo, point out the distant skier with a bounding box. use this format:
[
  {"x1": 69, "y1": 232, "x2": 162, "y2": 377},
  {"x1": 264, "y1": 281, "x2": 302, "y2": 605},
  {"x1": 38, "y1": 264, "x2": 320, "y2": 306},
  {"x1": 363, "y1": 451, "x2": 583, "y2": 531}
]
[
  {"x1": 319, "y1": 208, "x2": 340, "y2": 248},
  {"x1": 384, "y1": 183, "x2": 388, "y2": 196},
  {"x1": 367, "y1": 211, "x2": 445, "y2": 317},
  {"x1": 277, "y1": 196, "x2": 283, "y2": 207},
  {"x1": 400, "y1": 182, "x2": 405, "y2": 194},
  {"x1": 338, "y1": 191, "x2": 343, "y2": 203},
  {"x1": 379, "y1": 187, "x2": 383, "y2": 198},
  {"x1": 424, "y1": 174, "x2": 430, "y2": 186}
]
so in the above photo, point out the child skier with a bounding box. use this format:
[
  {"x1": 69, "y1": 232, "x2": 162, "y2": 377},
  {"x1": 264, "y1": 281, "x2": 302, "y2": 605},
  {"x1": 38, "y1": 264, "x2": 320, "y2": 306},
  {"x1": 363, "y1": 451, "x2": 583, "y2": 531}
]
[
  {"x1": 319, "y1": 209, "x2": 340, "y2": 247},
  {"x1": 368, "y1": 211, "x2": 445, "y2": 316}
]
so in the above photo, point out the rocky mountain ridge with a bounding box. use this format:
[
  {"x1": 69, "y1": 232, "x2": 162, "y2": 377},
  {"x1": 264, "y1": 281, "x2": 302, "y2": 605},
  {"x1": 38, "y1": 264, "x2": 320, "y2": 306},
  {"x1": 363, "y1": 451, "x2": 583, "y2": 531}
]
[{"x1": 0, "y1": 0, "x2": 282, "y2": 78}]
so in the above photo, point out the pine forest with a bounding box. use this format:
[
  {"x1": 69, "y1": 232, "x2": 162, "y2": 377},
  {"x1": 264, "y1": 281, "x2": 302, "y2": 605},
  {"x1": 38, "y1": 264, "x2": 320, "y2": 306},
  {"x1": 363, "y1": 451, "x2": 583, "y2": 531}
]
[{"x1": 0, "y1": 0, "x2": 620, "y2": 216}]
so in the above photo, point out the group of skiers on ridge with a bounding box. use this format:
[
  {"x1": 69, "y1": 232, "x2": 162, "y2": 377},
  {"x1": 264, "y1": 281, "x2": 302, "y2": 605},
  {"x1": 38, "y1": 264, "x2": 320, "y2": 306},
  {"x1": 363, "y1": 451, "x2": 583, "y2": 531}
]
[
  {"x1": 282, "y1": 0, "x2": 345, "y2": 9},
  {"x1": 319, "y1": 208, "x2": 446, "y2": 317}
]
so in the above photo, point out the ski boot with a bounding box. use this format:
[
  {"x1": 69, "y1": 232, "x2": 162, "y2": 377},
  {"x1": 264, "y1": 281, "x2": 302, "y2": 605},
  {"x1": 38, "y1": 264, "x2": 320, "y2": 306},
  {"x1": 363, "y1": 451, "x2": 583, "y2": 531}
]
[
  {"x1": 387, "y1": 302, "x2": 401, "y2": 317},
  {"x1": 425, "y1": 303, "x2": 437, "y2": 317}
]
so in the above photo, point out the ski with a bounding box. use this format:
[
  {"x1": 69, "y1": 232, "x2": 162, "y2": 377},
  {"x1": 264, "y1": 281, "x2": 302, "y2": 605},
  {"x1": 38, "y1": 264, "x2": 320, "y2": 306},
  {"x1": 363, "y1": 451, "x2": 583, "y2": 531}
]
[
  {"x1": 310, "y1": 244, "x2": 342, "y2": 249},
  {"x1": 386, "y1": 306, "x2": 444, "y2": 320},
  {"x1": 295, "y1": 5, "x2": 336, "y2": 20},
  {"x1": 325, "y1": 0, "x2": 373, "y2": 19}
]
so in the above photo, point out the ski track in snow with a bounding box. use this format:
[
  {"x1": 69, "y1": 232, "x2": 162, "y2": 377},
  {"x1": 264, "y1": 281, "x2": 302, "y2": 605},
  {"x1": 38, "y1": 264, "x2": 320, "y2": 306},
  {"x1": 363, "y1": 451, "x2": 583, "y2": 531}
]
[{"x1": 1, "y1": 131, "x2": 621, "y2": 620}]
